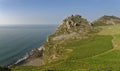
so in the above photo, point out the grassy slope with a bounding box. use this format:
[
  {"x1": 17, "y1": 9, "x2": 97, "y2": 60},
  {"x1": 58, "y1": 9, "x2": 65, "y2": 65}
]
[
  {"x1": 86, "y1": 24, "x2": 120, "y2": 71},
  {"x1": 12, "y1": 35, "x2": 113, "y2": 71},
  {"x1": 12, "y1": 24, "x2": 120, "y2": 71}
]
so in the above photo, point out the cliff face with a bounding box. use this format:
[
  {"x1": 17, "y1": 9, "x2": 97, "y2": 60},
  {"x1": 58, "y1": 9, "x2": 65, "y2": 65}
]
[
  {"x1": 92, "y1": 15, "x2": 120, "y2": 26},
  {"x1": 43, "y1": 15, "x2": 97, "y2": 63}
]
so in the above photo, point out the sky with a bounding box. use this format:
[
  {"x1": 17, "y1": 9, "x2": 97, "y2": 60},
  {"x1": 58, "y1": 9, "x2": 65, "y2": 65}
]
[{"x1": 0, "y1": 0, "x2": 120, "y2": 25}]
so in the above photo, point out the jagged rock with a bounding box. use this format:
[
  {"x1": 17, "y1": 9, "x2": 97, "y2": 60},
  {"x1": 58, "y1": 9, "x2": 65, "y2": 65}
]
[
  {"x1": 48, "y1": 15, "x2": 93, "y2": 41},
  {"x1": 54, "y1": 15, "x2": 90, "y2": 35},
  {"x1": 29, "y1": 48, "x2": 43, "y2": 58}
]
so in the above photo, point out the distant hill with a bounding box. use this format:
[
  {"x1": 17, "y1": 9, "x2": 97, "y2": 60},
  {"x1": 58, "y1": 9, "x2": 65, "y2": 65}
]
[{"x1": 92, "y1": 15, "x2": 120, "y2": 26}]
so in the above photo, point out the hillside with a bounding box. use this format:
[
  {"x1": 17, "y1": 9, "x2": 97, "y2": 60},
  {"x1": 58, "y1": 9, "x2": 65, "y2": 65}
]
[
  {"x1": 12, "y1": 15, "x2": 120, "y2": 71},
  {"x1": 43, "y1": 15, "x2": 98, "y2": 63},
  {"x1": 92, "y1": 15, "x2": 120, "y2": 26}
]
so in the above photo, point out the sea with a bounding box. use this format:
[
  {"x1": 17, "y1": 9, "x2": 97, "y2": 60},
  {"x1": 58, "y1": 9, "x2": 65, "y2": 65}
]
[{"x1": 0, "y1": 25, "x2": 57, "y2": 67}]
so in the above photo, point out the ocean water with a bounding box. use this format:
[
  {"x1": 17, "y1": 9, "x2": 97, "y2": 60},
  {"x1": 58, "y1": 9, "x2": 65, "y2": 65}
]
[{"x1": 0, "y1": 25, "x2": 56, "y2": 67}]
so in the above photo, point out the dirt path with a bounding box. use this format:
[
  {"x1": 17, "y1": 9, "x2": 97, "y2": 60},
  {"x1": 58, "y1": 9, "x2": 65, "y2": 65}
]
[
  {"x1": 90, "y1": 35, "x2": 117, "y2": 58},
  {"x1": 91, "y1": 49, "x2": 114, "y2": 58},
  {"x1": 112, "y1": 35, "x2": 120, "y2": 50},
  {"x1": 82, "y1": 35, "x2": 117, "y2": 59},
  {"x1": 80, "y1": 25, "x2": 120, "y2": 59}
]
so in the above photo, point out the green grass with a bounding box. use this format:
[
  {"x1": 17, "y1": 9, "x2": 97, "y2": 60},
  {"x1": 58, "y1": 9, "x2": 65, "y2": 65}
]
[
  {"x1": 82, "y1": 50, "x2": 120, "y2": 71},
  {"x1": 12, "y1": 35, "x2": 113, "y2": 71},
  {"x1": 98, "y1": 24, "x2": 120, "y2": 35}
]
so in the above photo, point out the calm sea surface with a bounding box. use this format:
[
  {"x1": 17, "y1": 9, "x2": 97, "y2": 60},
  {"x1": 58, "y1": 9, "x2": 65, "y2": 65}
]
[{"x1": 0, "y1": 25, "x2": 56, "y2": 66}]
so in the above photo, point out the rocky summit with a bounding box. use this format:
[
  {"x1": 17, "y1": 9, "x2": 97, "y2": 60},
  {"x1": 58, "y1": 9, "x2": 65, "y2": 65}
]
[
  {"x1": 55, "y1": 15, "x2": 90, "y2": 35},
  {"x1": 47, "y1": 15, "x2": 96, "y2": 42}
]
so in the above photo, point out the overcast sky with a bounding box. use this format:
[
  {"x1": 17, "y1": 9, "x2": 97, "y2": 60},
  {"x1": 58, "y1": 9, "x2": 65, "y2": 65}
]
[{"x1": 0, "y1": 0, "x2": 120, "y2": 25}]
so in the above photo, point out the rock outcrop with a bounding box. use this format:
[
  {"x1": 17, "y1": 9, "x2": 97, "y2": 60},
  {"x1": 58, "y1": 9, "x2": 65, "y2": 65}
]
[
  {"x1": 47, "y1": 15, "x2": 95, "y2": 42},
  {"x1": 55, "y1": 15, "x2": 89, "y2": 35},
  {"x1": 92, "y1": 15, "x2": 120, "y2": 26}
]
